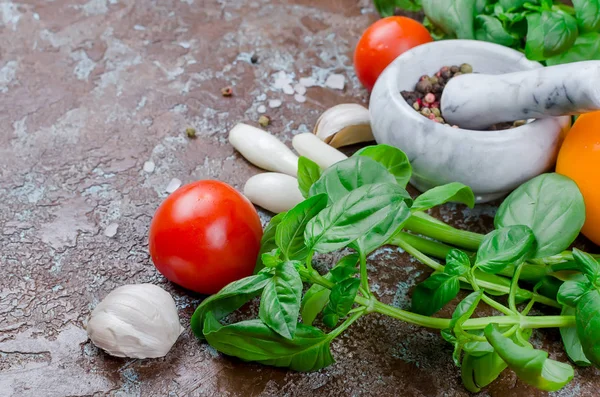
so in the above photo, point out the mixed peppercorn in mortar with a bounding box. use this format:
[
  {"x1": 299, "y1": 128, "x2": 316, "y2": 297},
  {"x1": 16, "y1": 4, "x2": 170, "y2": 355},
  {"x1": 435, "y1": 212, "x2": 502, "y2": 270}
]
[{"x1": 401, "y1": 64, "x2": 526, "y2": 130}]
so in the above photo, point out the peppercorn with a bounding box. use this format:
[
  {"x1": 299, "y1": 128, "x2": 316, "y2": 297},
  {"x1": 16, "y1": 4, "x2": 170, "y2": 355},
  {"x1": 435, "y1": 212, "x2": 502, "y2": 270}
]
[
  {"x1": 431, "y1": 101, "x2": 440, "y2": 109},
  {"x1": 221, "y1": 86, "x2": 233, "y2": 96},
  {"x1": 416, "y1": 79, "x2": 433, "y2": 93},
  {"x1": 440, "y1": 66, "x2": 449, "y2": 73},
  {"x1": 441, "y1": 70, "x2": 452, "y2": 79},
  {"x1": 432, "y1": 108, "x2": 441, "y2": 117},
  {"x1": 454, "y1": 72, "x2": 463, "y2": 77},
  {"x1": 513, "y1": 120, "x2": 527, "y2": 127},
  {"x1": 424, "y1": 93, "x2": 436, "y2": 104},
  {"x1": 432, "y1": 83, "x2": 442, "y2": 94},
  {"x1": 186, "y1": 127, "x2": 197, "y2": 139},
  {"x1": 258, "y1": 115, "x2": 271, "y2": 127},
  {"x1": 435, "y1": 117, "x2": 445, "y2": 123},
  {"x1": 251, "y1": 54, "x2": 259, "y2": 64},
  {"x1": 413, "y1": 102, "x2": 420, "y2": 111},
  {"x1": 429, "y1": 76, "x2": 439, "y2": 84},
  {"x1": 450, "y1": 65, "x2": 459, "y2": 73},
  {"x1": 428, "y1": 113, "x2": 437, "y2": 120},
  {"x1": 421, "y1": 108, "x2": 432, "y2": 116},
  {"x1": 420, "y1": 75, "x2": 429, "y2": 81},
  {"x1": 460, "y1": 63, "x2": 473, "y2": 74}
]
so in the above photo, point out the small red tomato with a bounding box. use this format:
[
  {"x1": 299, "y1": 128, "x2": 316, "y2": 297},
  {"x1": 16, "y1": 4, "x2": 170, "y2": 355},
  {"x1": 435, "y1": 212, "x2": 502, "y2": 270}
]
[
  {"x1": 354, "y1": 16, "x2": 433, "y2": 91},
  {"x1": 149, "y1": 180, "x2": 263, "y2": 294}
]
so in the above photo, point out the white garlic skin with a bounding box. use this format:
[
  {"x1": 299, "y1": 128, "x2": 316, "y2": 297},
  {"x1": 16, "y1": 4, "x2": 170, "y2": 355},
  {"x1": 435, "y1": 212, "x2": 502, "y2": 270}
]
[
  {"x1": 87, "y1": 284, "x2": 184, "y2": 359},
  {"x1": 229, "y1": 123, "x2": 299, "y2": 176},
  {"x1": 313, "y1": 104, "x2": 374, "y2": 148},
  {"x1": 292, "y1": 133, "x2": 348, "y2": 169},
  {"x1": 244, "y1": 173, "x2": 304, "y2": 213}
]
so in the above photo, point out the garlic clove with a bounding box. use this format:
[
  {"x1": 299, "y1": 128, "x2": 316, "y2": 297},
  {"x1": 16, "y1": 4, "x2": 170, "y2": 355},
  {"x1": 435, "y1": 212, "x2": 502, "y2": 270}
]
[
  {"x1": 292, "y1": 133, "x2": 348, "y2": 169},
  {"x1": 244, "y1": 173, "x2": 304, "y2": 214},
  {"x1": 313, "y1": 104, "x2": 374, "y2": 148},
  {"x1": 87, "y1": 284, "x2": 184, "y2": 359},
  {"x1": 229, "y1": 123, "x2": 299, "y2": 176}
]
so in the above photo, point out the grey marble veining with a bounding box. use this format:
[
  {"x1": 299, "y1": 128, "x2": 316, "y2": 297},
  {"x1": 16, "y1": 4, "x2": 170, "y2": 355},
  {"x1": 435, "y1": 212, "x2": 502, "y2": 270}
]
[
  {"x1": 369, "y1": 40, "x2": 571, "y2": 203},
  {"x1": 442, "y1": 61, "x2": 600, "y2": 130}
]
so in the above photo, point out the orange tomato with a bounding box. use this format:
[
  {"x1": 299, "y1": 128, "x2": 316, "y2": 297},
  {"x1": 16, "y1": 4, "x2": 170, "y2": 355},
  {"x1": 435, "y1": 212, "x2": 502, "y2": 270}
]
[{"x1": 556, "y1": 112, "x2": 600, "y2": 245}]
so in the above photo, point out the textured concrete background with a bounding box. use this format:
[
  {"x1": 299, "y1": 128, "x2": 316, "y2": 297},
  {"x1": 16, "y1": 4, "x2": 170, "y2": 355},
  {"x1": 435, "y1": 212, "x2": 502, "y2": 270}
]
[{"x1": 0, "y1": 0, "x2": 598, "y2": 396}]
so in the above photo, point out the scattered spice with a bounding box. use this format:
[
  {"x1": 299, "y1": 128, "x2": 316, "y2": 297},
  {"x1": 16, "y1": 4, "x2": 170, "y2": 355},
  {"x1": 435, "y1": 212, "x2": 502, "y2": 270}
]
[
  {"x1": 250, "y1": 54, "x2": 259, "y2": 64},
  {"x1": 186, "y1": 127, "x2": 197, "y2": 139},
  {"x1": 402, "y1": 64, "x2": 526, "y2": 130},
  {"x1": 221, "y1": 86, "x2": 233, "y2": 97},
  {"x1": 258, "y1": 115, "x2": 271, "y2": 127}
]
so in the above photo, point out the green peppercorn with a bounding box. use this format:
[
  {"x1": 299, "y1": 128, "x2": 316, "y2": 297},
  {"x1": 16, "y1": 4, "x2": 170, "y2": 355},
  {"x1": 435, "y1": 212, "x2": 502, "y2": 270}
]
[
  {"x1": 460, "y1": 63, "x2": 473, "y2": 74},
  {"x1": 413, "y1": 102, "x2": 421, "y2": 111},
  {"x1": 429, "y1": 76, "x2": 439, "y2": 84},
  {"x1": 432, "y1": 108, "x2": 441, "y2": 117},
  {"x1": 421, "y1": 108, "x2": 432, "y2": 116}
]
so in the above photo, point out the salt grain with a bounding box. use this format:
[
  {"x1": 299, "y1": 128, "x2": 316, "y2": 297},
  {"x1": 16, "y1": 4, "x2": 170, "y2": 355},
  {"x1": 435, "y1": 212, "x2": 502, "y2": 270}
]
[
  {"x1": 273, "y1": 71, "x2": 292, "y2": 90},
  {"x1": 143, "y1": 161, "x2": 155, "y2": 173},
  {"x1": 268, "y1": 99, "x2": 282, "y2": 108},
  {"x1": 104, "y1": 223, "x2": 119, "y2": 238},
  {"x1": 166, "y1": 178, "x2": 182, "y2": 193},
  {"x1": 294, "y1": 94, "x2": 306, "y2": 103},
  {"x1": 294, "y1": 83, "x2": 307, "y2": 95},
  {"x1": 257, "y1": 105, "x2": 267, "y2": 114},
  {"x1": 282, "y1": 84, "x2": 295, "y2": 95},
  {"x1": 299, "y1": 77, "x2": 316, "y2": 87},
  {"x1": 325, "y1": 74, "x2": 346, "y2": 90}
]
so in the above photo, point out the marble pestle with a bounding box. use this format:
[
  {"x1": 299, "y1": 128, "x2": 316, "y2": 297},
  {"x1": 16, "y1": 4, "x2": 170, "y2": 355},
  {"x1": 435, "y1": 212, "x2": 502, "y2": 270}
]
[{"x1": 441, "y1": 61, "x2": 600, "y2": 130}]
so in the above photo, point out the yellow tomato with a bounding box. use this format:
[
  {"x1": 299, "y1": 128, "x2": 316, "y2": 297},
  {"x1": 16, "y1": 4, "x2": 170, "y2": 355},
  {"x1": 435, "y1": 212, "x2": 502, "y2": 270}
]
[{"x1": 556, "y1": 112, "x2": 600, "y2": 245}]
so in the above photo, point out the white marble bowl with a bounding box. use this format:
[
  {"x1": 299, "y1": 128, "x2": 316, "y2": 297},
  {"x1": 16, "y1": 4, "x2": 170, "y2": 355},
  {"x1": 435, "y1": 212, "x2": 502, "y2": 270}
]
[{"x1": 369, "y1": 40, "x2": 571, "y2": 203}]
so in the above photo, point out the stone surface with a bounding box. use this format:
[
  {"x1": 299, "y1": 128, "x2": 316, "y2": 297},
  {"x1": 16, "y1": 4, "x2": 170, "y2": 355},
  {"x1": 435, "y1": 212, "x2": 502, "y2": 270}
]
[
  {"x1": 370, "y1": 40, "x2": 571, "y2": 203},
  {"x1": 442, "y1": 61, "x2": 600, "y2": 130},
  {"x1": 0, "y1": 1, "x2": 598, "y2": 397}
]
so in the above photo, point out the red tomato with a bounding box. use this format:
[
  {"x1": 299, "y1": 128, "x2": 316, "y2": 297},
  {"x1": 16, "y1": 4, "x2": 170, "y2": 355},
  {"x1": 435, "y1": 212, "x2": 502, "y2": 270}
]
[
  {"x1": 354, "y1": 16, "x2": 433, "y2": 91},
  {"x1": 149, "y1": 180, "x2": 263, "y2": 294}
]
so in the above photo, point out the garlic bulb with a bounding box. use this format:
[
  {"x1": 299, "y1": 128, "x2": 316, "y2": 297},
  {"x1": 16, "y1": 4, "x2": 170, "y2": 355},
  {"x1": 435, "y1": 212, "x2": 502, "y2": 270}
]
[
  {"x1": 313, "y1": 104, "x2": 374, "y2": 148},
  {"x1": 244, "y1": 173, "x2": 304, "y2": 213},
  {"x1": 87, "y1": 284, "x2": 184, "y2": 359},
  {"x1": 292, "y1": 133, "x2": 348, "y2": 169},
  {"x1": 229, "y1": 123, "x2": 299, "y2": 176}
]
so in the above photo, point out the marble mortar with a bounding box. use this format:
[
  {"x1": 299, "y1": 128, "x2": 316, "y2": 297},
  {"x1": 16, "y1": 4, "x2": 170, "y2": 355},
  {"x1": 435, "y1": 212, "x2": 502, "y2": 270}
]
[{"x1": 369, "y1": 40, "x2": 572, "y2": 203}]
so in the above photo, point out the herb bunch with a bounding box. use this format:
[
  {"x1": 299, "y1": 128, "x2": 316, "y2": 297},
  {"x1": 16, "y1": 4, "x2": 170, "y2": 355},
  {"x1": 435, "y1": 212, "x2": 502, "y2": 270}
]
[
  {"x1": 374, "y1": 0, "x2": 600, "y2": 65},
  {"x1": 191, "y1": 144, "x2": 599, "y2": 392}
]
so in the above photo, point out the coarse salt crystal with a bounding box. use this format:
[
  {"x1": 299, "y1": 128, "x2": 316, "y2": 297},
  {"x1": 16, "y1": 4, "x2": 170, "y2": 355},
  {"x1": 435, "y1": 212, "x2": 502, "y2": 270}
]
[
  {"x1": 166, "y1": 178, "x2": 182, "y2": 193},
  {"x1": 268, "y1": 99, "x2": 282, "y2": 108},
  {"x1": 273, "y1": 71, "x2": 292, "y2": 90},
  {"x1": 325, "y1": 74, "x2": 345, "y2": 90},
  {"x1": 283, "y1": 84, "x2": 295, "y2": 95},
  {"x1": 143, "y1": 161, "x2": 155, "y2": 173},
  {"x1": 256, "y1": 93, "x2": 267, "y2": 101},
  {"x1": 294, "y1": 94, "x2": 306, "y2": 103},
  {"x1": 257, "y1": 105, "x2": 267, "y2": 114},
  {"x1": 104, "y1": 223, "x2": 119, "y2": 238},
  {"x1": 294, "y1": 83, "x2": 307, "y2": 95},
  {"x1": 299, "y1": 77, "x2": 316, "y2": 87}
]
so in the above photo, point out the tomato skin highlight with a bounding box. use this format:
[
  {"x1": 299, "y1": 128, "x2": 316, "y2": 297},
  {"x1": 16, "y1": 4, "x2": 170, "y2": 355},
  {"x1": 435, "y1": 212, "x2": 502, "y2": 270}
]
[
  {"x1": 354, "y1": 16, "x2": 433, "y2": 91},
  {"x1": 149, "y1": 180, "x2": 263, "y2": 294},
  {"x1": 556, "y1": 112, "x2": 600, "y2": 246}
]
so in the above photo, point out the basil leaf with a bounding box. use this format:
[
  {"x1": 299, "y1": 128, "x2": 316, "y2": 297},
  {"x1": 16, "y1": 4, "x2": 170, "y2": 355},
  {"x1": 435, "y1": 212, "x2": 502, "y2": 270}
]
[
  {"x1": 475, "y1": 15, "x2": 518, "y2": 47},
  {"x1": 300, "y1": 254, "x2": 358, "y2": 326},
  {"x1": 484, "y1": 324, "x2": 575, "y2": 391},
  {"x1": 309, "y1": 156, "x2": 396, "y2": 204},
  {"x1": 499, "y1": 0, "x2": 529, "y2": 11},
  {"x1": 573, "y1": 0, "x2": 600, "y2": 33},
  {"x1": 203, "y1": 312, "x2": 334, "y2": 372},
  {"x1": 354, "y1": 144, "x2": 412, "y2": 187},
  {"x1": 276, "y1": 194, "x2": 328, "y2": 261},
  {"x1": 374, "y1": 0, "x2": 422, "y2": 16},
  {"x1": 461, "y1": 351, "x2": 507, "y2": 392},
  {"x1": 558, "y1": 279, "x2": 592, "y2": 307},
  {"x1": 262, "y1": 249, "x2": 283, "y2": 268},
  {"x1": 572, "y1": 249, "x2": 600, "y2": 283},
  {"x1": 412, "y1": 182, "x2": 475, "y2": 212},
  {"x1": 475, "y1": 226, "x2": 537, "y2": 274},
  {"x1": 576, "y1": 290, "x2": 600, "y2": 367},
  {"x1": 259, "y1": 262, "x2": 303, "y2": 339},
  {"x1": 298, "y1": 157, "x2": 322, "y2": 199},
  {"x1": 534, "y1": 276, "x2": 563, "y2": 301},
  {"x1": 322, "y1": 278, "x2": 360, "y2": 328},
  {"x1": 450, "y1": 291, "x2": 483, "y2": 331},
  {"x1": 547, "y1": 32, "x2": 600, "y2": 65},
  {"x1": 350, "y1": 199, "x2": 411, "y2": 256},
  {"x1": 561, "y1": 306, "x2": 592, "y2": 367},
  {"x1": 422, "y1": 0, "x2": 476, "y2": 39},
  {"x1": 495, "y1": 174, "x2": 585, "y2": 259},
  {"x1": 190, "y1": 274, "x2": 272, "y2": 339},
  {"x1": 412, "y1": 273, "x2": 460, "y2": 316},
  {"x1": 445, "y1": 249, "x2": 472, "y2": 277},
  {"x1": 255, "y1": 212, "x2": 287, "y2": 272},
  {"x1": 305, "y1": 183, "x2": 411, "y2": 253},
  {"x1": 525, "y1": 10, "x2": 578, "y2": 61}
]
